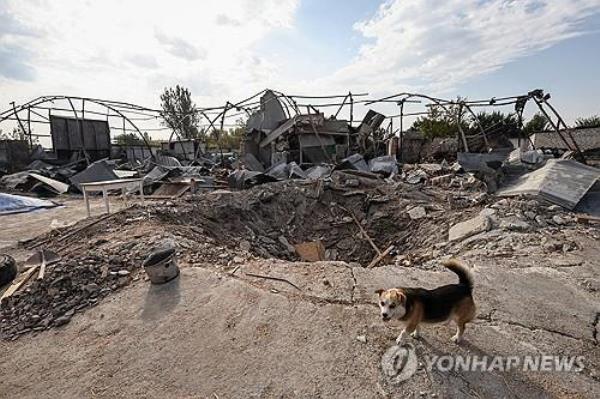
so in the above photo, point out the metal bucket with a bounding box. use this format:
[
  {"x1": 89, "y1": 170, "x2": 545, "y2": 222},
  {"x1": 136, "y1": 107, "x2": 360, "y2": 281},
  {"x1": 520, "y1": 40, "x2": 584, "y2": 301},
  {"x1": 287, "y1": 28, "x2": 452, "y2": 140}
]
[{"x1": 143, "y1": 247, "x2": 179, "y2": 284}]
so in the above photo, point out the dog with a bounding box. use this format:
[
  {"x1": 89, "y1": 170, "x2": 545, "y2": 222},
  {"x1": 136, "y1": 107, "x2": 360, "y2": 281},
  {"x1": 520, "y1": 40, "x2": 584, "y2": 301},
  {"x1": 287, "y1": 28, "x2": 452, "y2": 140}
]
[{"x1": 375, "y1": 258, "x2": 475, "y2": 344}]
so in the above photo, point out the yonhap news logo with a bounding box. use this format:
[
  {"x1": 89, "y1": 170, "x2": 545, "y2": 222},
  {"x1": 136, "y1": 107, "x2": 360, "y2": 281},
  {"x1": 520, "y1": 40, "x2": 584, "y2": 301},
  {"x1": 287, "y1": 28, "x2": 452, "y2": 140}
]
[
  {"x1": 381, "y1": 344, "x2": 419, "y2": 383},
  {"x1": 381, "y1": 344, "x2": 585, "y2": 384}
]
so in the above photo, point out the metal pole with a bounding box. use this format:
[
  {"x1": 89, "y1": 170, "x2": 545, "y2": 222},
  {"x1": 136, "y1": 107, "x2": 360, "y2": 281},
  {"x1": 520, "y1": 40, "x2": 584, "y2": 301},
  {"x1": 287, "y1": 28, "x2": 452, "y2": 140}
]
[
  {"x1": 27, "y1": 107, "x2": 32, "y2": 149},
  {"x1": 399, "y1": 101, "x2": 404, "y2": 162},
  {"x1": 349, "y1": 92, "x2": 354, "y2": 126}
]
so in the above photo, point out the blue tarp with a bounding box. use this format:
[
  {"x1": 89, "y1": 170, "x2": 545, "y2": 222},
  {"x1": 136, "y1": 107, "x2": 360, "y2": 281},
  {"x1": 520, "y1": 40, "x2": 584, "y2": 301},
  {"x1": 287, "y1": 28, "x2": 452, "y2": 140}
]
[{"x1": 0, "y1": 193, "x2": 57, "y2": 215}]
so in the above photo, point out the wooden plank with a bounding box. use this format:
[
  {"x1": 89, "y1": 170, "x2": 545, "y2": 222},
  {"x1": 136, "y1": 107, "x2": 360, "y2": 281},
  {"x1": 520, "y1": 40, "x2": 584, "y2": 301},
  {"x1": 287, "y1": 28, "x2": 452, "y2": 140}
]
[
  {"x1": 294, "y1": 240, "x2": 326, "y2": 262},
  {"x1": 1, "y1": 265, "x2": 39, "y2": 303},
  {"x1": 37, "y1": 252, "x2": 47, "y2": 281},
  {"x1": 576, "y1": 214, "x2": 600, "y2": 224}
]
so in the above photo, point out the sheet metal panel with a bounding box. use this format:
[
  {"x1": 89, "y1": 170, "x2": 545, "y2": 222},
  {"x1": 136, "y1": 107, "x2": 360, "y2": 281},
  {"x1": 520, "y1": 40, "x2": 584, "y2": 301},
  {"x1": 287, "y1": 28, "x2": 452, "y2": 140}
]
[
  {"x1": 497, "y1": 159, "x2": 600, "y2": 209},
  {"x1": 50, "y1": 116, "x2": 110, "y2": 152}
]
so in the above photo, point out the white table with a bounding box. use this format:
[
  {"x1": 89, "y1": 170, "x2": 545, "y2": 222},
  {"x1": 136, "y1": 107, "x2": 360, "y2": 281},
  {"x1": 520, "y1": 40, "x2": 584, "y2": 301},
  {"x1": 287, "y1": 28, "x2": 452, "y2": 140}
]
[{"x1": 80, "y1": 178, "x2": 144, "y2": 217}]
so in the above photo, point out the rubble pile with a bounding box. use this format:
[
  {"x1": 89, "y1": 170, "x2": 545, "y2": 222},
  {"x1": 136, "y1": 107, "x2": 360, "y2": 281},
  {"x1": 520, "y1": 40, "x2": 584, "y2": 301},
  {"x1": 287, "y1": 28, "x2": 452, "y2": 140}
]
[
  {"x1": 441, "y1": 197, "x2": 592, "y2": 258},
  {"x1": 0, "y1": 253, "x2": 135, "y2": 339},
  {"x1": 1, "y1": 154, "x2": 598, "y2": 340}
]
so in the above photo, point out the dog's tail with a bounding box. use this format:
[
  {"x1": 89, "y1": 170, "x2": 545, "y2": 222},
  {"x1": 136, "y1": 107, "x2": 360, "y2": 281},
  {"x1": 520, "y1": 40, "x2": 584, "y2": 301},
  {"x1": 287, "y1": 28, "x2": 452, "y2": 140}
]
[{"x1": 443, "y1": 258, "x2": 473, "y2": 291}]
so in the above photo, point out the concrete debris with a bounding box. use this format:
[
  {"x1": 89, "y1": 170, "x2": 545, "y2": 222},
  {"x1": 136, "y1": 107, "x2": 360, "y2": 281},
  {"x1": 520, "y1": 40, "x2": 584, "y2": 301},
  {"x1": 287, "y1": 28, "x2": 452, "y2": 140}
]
[
  {"x1": 405, "y1": 169, "x2": 428, "y2": 184},
  {"x1": 448, "y1": 215, "x2": 492, "y2": 242},
  {"x1": 499, "y1": 217, "x2": 531, "y2": 231},
  {"x1": 306, "y1": 165, "x2": 332, "y2": 180},
  {"x1": 407, "y1": 206, "x2": 427, "y2": 220}
]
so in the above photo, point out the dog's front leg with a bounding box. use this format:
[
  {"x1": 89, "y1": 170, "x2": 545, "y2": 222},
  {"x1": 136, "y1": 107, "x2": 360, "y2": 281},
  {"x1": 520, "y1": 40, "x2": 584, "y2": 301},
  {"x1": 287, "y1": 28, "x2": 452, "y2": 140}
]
[
  {"x1": 396, "y1": 320, "x2": 419, "y2": 344},
  {"x1": 410, "y1": 326, "x2": 420, "y2": 338},
  {"x1": 395, "y1": 329, "x2": 407, "y2": 344}
]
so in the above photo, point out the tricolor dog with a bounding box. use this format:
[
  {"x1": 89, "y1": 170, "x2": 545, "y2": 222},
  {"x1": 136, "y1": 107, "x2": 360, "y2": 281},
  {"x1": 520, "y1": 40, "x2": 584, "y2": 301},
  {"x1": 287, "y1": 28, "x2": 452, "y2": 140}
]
[{"x1": 376, "y1": 258, "x2": 475, "y2": 344}]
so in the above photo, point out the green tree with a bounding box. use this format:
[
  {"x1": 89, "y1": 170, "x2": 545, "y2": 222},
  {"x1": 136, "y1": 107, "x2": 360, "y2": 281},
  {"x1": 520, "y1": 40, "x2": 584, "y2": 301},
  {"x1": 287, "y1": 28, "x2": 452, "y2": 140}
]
[
  {"x1": 470, "y1": 111, "x2": 519, "y2": 137},
  {"x1": 113, "y1": 131, "x2": 154, "y2": 146},
  {"x1": 523, "y1": 113, "x2": 550, "y2": 135},
  {"x1": 160, "y1": 85, "x2": 203, "y2": 140},
  {"x1": 205, "y1": 117, "x2": 246, "y2": 151},
  {"x1": 574, "y1": 115, "x2": 600, "y2": 128},
  {"x1": 411, "y1": 106, "x2": 468, "y2": 139}
]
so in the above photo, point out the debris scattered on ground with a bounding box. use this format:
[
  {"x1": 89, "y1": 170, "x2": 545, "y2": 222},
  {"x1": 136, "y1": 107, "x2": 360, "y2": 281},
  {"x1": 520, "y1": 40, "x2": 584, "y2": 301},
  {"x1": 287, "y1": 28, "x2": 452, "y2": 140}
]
[{"x1": 1, "y1": 162, "x2": 596, "y2": 341}]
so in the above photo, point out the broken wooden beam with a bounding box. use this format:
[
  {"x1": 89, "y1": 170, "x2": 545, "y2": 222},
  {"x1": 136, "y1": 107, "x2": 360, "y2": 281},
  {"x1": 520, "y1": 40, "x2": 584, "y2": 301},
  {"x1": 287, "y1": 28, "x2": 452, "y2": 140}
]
[
  {"x1": 367, "y1": 245, "x2": 394, "y2": 268},
  {"x1": 337, "y1": 205, "x2": 382, "y2": 255}
]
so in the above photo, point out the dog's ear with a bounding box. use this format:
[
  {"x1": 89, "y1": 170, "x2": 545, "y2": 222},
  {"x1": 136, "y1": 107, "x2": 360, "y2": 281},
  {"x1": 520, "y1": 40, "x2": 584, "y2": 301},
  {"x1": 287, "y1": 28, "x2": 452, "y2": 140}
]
[
  {"x1": 374, "y1": 288, "x2": 384, "y2": 296},
  {"x1": 398, "y1": 292, "x2": 406, "y2": 303}
]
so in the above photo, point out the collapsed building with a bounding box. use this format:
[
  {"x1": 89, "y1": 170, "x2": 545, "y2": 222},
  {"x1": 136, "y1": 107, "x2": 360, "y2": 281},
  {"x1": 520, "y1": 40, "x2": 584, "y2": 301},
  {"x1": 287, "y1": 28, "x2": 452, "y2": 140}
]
[
  {"x1": 0, "y1": 88, "x2": 595, "y2": 200},
  {"x1": 241, "y1": 90, "x2": 385, "y2": 171}
]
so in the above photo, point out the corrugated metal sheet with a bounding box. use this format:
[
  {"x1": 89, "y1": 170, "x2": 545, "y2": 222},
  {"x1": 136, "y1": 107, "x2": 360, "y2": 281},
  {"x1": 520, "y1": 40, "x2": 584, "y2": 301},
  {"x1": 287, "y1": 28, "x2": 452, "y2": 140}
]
[
  {"x1": 531, "y1": 128, "x2": 600, "y2": 152},
  {"x1": 497, "y1": 159, "x2": 600, "y2": 209}
]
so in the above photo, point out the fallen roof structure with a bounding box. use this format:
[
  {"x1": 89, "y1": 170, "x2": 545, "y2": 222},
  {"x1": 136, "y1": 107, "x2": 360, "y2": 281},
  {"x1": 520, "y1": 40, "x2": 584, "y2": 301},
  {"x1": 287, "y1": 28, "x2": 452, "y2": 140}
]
[{"x1": 497, "y1": 159, "x2": 600, "y2": 209}]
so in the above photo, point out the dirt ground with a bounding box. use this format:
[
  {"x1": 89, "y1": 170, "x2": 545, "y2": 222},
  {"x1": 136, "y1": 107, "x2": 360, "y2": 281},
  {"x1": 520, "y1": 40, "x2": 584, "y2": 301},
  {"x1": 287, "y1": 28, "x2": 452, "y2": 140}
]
[
  {"x1": 0, "y1": 185, "x2": 599, "y2": 398},
  {"x1": 0, "y1": 196, "x2": 126, "y2": 261}
]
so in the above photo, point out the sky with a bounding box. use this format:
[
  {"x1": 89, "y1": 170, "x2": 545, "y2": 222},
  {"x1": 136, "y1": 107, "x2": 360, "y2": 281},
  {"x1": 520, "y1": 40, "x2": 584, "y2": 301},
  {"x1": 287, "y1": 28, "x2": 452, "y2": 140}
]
[{"x1": 1, "y1": 0, "x2": 600, "y2": 140}]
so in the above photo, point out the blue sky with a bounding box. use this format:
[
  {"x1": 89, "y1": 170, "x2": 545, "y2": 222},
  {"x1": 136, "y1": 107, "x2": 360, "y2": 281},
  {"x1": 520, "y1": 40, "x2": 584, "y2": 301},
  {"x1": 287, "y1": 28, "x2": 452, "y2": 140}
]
[
  {"x1": 1, "y1": 0, "x2": 599, "y2": 137},
  {"x1": 459, "y1": 16, "x2": 600, "y2": 120}
]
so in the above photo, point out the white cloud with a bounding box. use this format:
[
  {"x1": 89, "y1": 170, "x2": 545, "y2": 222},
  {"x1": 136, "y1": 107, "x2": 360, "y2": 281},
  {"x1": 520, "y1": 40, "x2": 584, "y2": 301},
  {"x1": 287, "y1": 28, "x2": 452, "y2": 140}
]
[
  {"x1": 329, "y1": 0, "x2": 600, "y2": 94},
  {"x1": 1, "y1": 0, "x2": 599, "y2": 129},
  {"x1": 0, "y1": 0, "x2": 299, "y2": 108}
]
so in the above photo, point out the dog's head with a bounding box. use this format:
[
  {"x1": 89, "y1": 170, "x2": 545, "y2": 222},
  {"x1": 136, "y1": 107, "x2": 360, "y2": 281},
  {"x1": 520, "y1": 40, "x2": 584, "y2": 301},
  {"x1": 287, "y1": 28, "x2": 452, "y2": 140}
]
[{"x1": 375, "y1": 288, "x2": 407, "y2": 321}]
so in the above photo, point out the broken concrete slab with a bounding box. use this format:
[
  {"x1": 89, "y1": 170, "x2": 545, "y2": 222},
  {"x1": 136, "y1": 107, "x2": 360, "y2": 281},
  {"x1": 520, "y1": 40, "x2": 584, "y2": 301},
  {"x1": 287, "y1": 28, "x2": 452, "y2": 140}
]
[
  {"x1": 448, "y1": 214, "x2": 492, "y2": 242},
  {"x1": 239, "y1": 153, "x2": 264, "y2": 172},
  {"x1": 407, "y1": 206, "x2": 427, "y2": 220},
  {"x1": 405, "y1": 169, "x2": 428, "y2": 184},
  {"x1": 499, "y1": 216, "x2": 531, "y2": 231}
]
